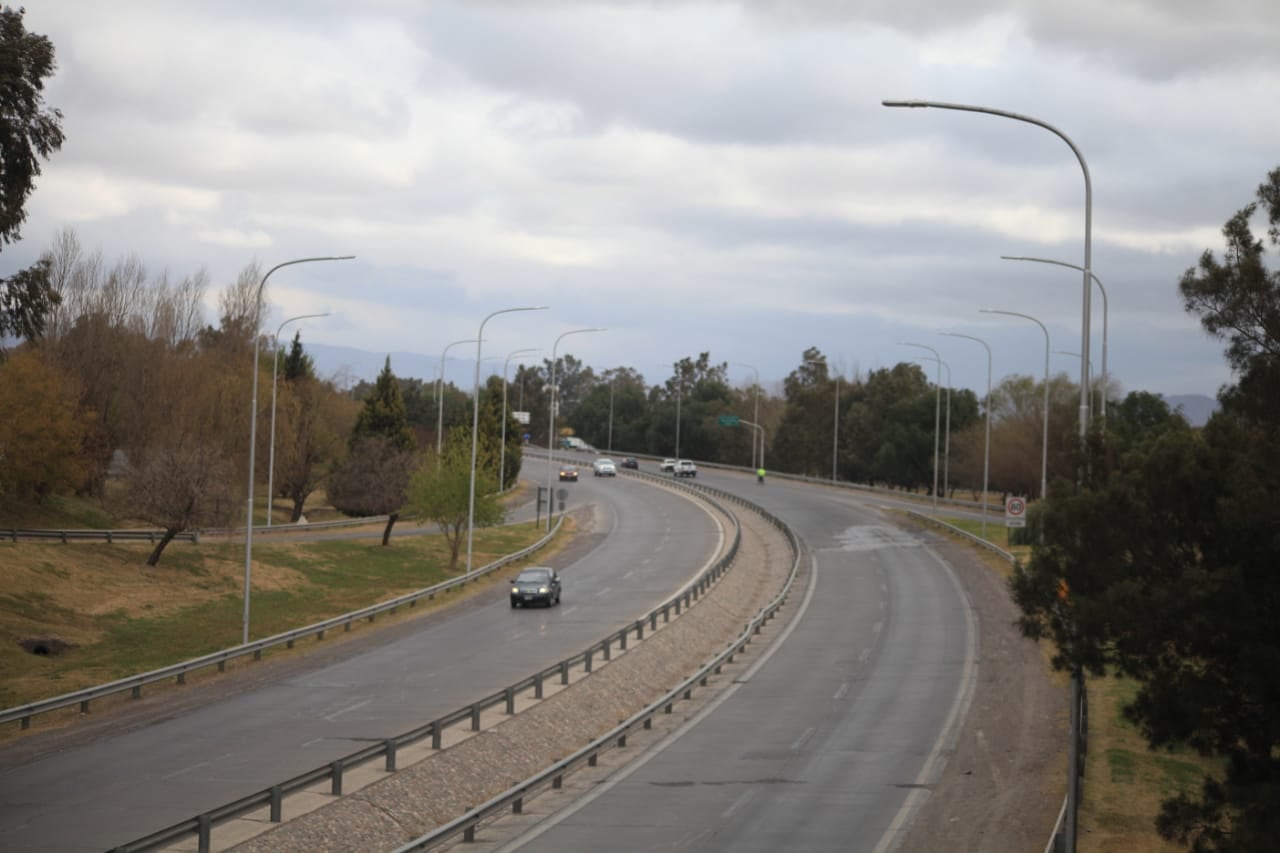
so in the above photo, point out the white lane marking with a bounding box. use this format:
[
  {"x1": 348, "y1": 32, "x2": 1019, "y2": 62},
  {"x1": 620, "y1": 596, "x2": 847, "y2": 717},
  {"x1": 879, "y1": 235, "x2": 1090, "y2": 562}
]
[
  {"x1": 790, "y1": 725, "x2": 816, "y2": 751},
  {"x1": 833, "y1": 682, "x2": 850, "y2": 701},
  {"x1": 494, "y1": 552, "x2": 821, "y2": 852},
  {"x1": 858, "y1": 648, "x2": 870, "y2": 664},
  {"x1": 870, "y1": 543, "x2": 980, "y2": 853},
  {"x1": 622, "y1": 570, "x2": 634, "y2": 579},
  {"x1": 595, "y1": 587, "x2": 612, "y2": 598},
  {"x1": 721, "y1": 787, "x2": 757, "y2": 818},
  {"x1": 511, "y1": 632, "x2": 527, "y2": 641},
  {"x1": 562, "y1": 606, "x2": 577, "y2": 616},
  {"x1": 323, "y1": 697, "x2": 372, "y2": 722},
  {"x1": 160, "y1": 752, "x2": 234, "y2": 780},
  {"x1": 873, "y1": 620, "x2": 883, "y2": 634}
]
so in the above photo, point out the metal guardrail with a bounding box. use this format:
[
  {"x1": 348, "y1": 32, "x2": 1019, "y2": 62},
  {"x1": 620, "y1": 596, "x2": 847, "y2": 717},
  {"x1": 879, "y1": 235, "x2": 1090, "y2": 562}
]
[
  {"x1": 109, "y1": 474, "x2": 745, "y2": 853},
  {"x1": 393, "y1": 477, "x2": 804, "y2": 851},
  {"x1": 0, "y1": 518, "x2": 565, "y2": 732},
  {"x1": 3, "y1": 528, "x2": 199, "y2": 544}
]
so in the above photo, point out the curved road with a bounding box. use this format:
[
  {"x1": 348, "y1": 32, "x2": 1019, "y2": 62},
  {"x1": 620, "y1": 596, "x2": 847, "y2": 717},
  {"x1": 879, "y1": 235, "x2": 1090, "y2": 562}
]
[
  {"x1": 502, "y1": 466, "x2": 977, "y2": 852},
  {"x1": 0, "y1": 474, "x2": 722, "y2": 852}
]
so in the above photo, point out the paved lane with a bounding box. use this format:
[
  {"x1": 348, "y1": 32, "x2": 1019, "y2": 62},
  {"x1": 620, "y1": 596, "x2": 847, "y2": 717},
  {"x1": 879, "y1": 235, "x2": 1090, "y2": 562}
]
[
  {"x1": 0, "y1": 475, "x2": 722, "y2": 852},
  {"x1": 508, "y1": 468, "x2": 977, "y2": 852}
]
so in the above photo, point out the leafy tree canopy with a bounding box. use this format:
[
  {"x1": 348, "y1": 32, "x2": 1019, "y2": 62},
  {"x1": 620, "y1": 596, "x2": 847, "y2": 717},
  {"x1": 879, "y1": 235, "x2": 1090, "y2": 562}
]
[{"x1": 1013, "y1": 165, "x2": 1280, "y2": 851}]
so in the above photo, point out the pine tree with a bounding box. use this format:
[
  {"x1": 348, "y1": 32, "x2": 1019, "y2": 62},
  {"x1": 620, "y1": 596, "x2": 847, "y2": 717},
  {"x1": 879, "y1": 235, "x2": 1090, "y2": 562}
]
[{"x1": 351, "y1": 356, "x2": 414, "y2": 452}]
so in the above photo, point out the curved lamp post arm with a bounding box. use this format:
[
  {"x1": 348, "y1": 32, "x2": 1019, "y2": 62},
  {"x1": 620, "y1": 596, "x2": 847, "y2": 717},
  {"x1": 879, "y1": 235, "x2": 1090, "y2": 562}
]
[
  {"x1": 883, "y1": 99, "x2": 1091, "y2": 441},
  {"x1": 467, "y1": 307, "x2": 548, "y2": 574},
  {"x1": 1001, "y1": 255, "x2": 1108, "y2": 421},
  {"x1": 244, "y1": 255, "x2": 353, "y2": 646},
  {"x1": 267, "y1": 312, "x2": 331, "y2": 528},
  {"x1": 545, "y1": 328, "x2": 607, "y2": 531}
]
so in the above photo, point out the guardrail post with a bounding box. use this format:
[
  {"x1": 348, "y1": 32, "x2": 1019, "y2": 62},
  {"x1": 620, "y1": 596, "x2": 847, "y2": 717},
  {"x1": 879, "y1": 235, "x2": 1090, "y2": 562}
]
[
  {"x1": 553, "y1": 774, "x2": 563, "y2": 789},
  {"x1": 463, "y1": 825, "x2": 476, "y2": 842},
  {"x1": 603, "y1": 638, "x2": 612, "y2": 660},
  {"x1": 663, "y1": 603, "x2": 671, "y2": 623},
  {"x1": 513, "y1": 797, "x2": 523, "y2": 814},
  {"x1": 177, "y1": 671, "x2": 185, "y2": 685},
  {"x1": 317, "y1": 629, "x2": 325, "y2": 640},
  {"x1": 197, "y1": 813, "x2": 211, "y2": 852},
  {"x1": 80, "y1": 700, "x2": 89, "y2": 714},
  {"x1": 650, "y1": 611, "x2": 658, "y2": 631},
  {"x1": 534, "y1": 671, "x2": 544, "y2": 699},
  {"x1": 674, "y1": 598, "x2": 681, "y2": 616},
  {"x1": 218, "y1": 659, "x2": 226, "y2": 673},
  {"x1": 254, "y1": 649, "x2": 262, "y2": 661},
  {"x1": 618, "y1": 732, "x2": 627, "y2": 747},
  {"x1": 432, "y1": 720, "x2": 443, "y2": 750},
  {"x1": 560, "y1": 660, "x2": 570, "y2": 685},
  {"x1": 20, "y1": 715, "x2": 30, "y2": 730},
  {"x1": 344, "y1": 619, "x2": 352, "y2": 632},
  {"x1": 385, "y1": 739, "x2": 397, "y2": 771},
  {"x1": 131, "y1": 686, "x2": 141, "y2": 700},
  {"x1": 331, "y1": 759, "x2": 344, "y2": 795},
  {"x1": 270, "y1": 785, "x2": 283, "y2": 821},
  {"x1": 636, "y1": 620, "x2": 644, "y2": 641},
  {"x1": 619, "y1": 629, "x2": 627, "y2": 651},
  {"x1": 585, "y1": 650, "x2": 593, "y2": 673},
  {"x1": 505, "y1": 686, "x2": 515, "y2": 714},
  {"x1": 471, "y1": 703, "x2": 482, "y2": 731}
]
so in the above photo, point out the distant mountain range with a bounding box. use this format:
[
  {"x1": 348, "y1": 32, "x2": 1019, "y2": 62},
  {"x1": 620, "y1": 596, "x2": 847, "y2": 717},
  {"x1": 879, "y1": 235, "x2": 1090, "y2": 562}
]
[{"x1": 1161, "y1": 394, "x2": 1217, "y2": 428}]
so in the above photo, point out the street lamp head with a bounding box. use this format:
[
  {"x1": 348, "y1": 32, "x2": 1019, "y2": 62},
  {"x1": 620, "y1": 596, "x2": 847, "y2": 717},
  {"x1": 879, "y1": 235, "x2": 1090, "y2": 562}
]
[{"x1": 881, "y1": 100, "x2": 927, "y2": 108}]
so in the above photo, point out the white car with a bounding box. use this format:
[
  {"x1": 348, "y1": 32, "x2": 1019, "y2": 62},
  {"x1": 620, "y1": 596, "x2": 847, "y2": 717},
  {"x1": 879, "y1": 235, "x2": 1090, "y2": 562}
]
[
  {"x1": 674, "y1": 459, "x2": 697, "y2": 477},
  {"x1": 660, "y1": 458, "x2": 677, "y2": 472},
  {"x1": 593, "y1": 458, "x2": 617, "y2": 477}
]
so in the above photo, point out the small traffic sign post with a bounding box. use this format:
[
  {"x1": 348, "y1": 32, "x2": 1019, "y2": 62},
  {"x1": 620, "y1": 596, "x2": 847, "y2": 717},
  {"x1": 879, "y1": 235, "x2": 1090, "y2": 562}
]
[{"x1": 1005, "y1": 496, "x2": 1027, "y2": 529}]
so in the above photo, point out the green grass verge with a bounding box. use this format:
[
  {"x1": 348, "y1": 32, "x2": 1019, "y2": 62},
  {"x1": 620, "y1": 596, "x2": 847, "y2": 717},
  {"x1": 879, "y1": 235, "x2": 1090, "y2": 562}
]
[{"x1": 0, "y1": 522, "x2": 554, "y2": 712}]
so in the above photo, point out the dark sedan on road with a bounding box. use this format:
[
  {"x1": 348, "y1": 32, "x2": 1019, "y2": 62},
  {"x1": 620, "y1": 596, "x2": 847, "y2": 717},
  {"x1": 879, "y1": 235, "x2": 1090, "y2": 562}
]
[
  {"x1": 620, "y1": 457, "x2": 639, "y2": 469},
  {"x1": 558, "y1": 466, "x2": 579, "y2": 482},
  {"x1": 510, "y1": 567, "x2": 561, "y2": 608}
]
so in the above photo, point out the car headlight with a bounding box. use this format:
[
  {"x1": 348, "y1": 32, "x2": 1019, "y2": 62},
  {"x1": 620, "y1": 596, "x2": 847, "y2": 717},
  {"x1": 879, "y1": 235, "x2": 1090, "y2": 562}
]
[
  {"x1": 511, "y1": 586, "x2": 519, "y2": 594},
  {"x1": 538, "y1": 586, "x2": 549, "y2": 594}
]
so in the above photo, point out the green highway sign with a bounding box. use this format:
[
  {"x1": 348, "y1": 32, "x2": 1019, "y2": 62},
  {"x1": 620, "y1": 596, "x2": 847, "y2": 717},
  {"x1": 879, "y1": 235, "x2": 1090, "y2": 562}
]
[{"x1": 718, "y1": 414, "x2": 741, "y2": 427}]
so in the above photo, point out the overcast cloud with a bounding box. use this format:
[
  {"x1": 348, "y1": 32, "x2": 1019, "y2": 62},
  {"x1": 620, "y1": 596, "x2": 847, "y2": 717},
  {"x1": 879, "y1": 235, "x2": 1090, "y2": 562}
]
[{"x1": 12, "y1": 0, "x2": 1280, "y2": 398}]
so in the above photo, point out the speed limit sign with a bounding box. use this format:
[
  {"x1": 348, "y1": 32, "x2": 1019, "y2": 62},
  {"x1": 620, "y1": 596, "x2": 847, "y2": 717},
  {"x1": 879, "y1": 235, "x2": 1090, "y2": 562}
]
[{"x1": 1005, "y1": 496, "x2": 1027, "y2": 528}]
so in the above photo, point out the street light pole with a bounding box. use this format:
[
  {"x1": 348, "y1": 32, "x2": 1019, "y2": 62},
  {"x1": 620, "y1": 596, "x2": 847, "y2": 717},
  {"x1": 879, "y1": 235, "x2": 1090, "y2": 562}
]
[
  {"x1": 900, "y1": 342, "x2": 944, "y2": 508},
  {"x1": 437, "y1": 338, "x2": 480, "y2": 457},
  {"x1": 500, "y1": 348, "x2": 540, "y2": 491},
  {"x1": 1001, "y1": 255, "x2": 1109, "y2": 423},
  {"x1": 1055, "y1": 350, "x2": 1098, "y2": 414},
  {"x1": 733, "y1": 362, "x2": 760, "y2": 469},
  {"x1": 981, "y1": 309, "x2": 1051, "y2": 500},
  {"x1": 467, "y1": 307, "x2": 548, "y2": 574},
  {"x1": 267, "y1": 312, "x2": 330, "y2": 528},
  {"x1": 243, "y1": 255, "x2": 353, "y2": 646},
  {"x1": 941, "y1": 331, "x2": 993, "y2": 538},
  {"x1": 741, "y1": 420, "x2": 766, "y2": 474},
  {"x1": 885, "y1": 98, "x2": 1093, "y2": 853},
  {"x1": 675, "y1": 375, "x2": 684, "y2": 459},
  {"x1": 545, "y1": 328, "x2": 606, "y2": 531}
]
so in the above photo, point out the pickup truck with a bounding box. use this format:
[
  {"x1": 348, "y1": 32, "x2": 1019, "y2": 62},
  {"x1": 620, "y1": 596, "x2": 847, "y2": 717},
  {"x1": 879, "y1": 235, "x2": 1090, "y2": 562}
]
[{"x1": 673, "y1": 459, "x2": 697, "y2": 478}]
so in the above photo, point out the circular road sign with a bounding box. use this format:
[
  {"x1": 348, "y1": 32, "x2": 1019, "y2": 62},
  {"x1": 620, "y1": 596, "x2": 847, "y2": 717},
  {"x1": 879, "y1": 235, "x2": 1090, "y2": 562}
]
[{"x1": 1006, "y1": 497, "x2": 1026, "y2": 516}]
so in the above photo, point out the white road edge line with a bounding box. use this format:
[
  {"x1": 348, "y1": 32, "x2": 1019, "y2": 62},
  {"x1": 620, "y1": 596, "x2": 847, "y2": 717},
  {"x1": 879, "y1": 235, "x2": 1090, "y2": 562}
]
[
  {"x1": 869, "y1": 543, "x2": 980, "y2": 853},
  {"x1": 493, "y1": 551, "x2": 820, "y2": 853}
]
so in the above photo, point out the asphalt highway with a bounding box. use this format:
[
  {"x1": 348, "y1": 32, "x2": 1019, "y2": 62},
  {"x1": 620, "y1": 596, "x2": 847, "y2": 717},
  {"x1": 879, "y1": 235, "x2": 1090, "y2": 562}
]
[
  {"x1": 0, "y1": 474, "x2": 722, "y2": 852},
  {"x1": 504, "y1": 466, "x2": 977, "y2": 852}
]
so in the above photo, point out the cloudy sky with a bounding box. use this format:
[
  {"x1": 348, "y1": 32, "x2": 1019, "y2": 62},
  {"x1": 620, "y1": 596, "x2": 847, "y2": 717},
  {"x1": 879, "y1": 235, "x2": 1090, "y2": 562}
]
[{"x1": 14, "y1": 1, "x2": 1280, "y2": 397}]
